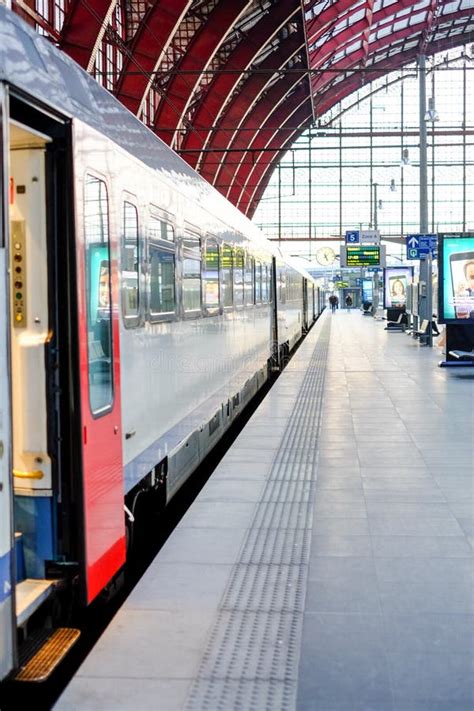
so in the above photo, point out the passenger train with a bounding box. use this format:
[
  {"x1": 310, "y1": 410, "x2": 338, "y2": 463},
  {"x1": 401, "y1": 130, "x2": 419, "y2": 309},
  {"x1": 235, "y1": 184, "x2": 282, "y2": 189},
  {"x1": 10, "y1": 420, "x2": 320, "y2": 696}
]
[{"x1": 0, "y1": 7, "x2": 324, "y2": 681}]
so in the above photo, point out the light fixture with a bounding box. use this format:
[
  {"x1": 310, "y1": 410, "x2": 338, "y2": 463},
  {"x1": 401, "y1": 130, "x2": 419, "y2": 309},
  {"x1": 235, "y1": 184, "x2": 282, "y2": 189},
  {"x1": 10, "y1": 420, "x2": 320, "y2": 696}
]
[
  {"x1": 424, "y1": 97, "x2": 439, "y2": 122},
  {"x1": 401, "y1": 148, "x2": 410, "y2": 166},
  {"x1": 390, "y1": 178, "x2": 396, "y2": 192},
  {"x1": 378, "y1": 199, "x2": 383, "y2": 210}
]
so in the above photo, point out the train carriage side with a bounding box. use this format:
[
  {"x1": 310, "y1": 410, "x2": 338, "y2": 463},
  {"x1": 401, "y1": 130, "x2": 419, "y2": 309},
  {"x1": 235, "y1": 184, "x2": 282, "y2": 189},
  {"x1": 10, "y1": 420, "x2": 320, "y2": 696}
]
[
  {"x1": 108, "y1": 138, "x2": 278, "y2": 505},
  {"x1": 0, "y1": 4, "x2": 323, "y2": 682}
]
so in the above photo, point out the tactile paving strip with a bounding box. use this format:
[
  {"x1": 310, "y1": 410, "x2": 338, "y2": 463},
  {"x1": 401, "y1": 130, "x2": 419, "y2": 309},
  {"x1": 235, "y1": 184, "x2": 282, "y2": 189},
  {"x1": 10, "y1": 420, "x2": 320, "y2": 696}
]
[{"x1": 185, "y1": 319, "x2": 331, "y2": 711}]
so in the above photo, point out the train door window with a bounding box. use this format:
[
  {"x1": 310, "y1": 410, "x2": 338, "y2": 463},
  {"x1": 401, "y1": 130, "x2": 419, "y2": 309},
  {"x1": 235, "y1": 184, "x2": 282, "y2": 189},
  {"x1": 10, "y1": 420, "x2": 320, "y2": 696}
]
[
  {"x1": 233, "y1": 248, "x2": 244, "y2": 307},
  {"x1": 121, "y1": 201, "x2": 140, "y2": 324},
  {"x1": 244, "y1": 255, "x2": 254, "y2": 306},
  {"x1": 183, "y1": 233, "x2": 202, "y2": 313},
  {"x1": 222, "y1": 244, "x2": 233, "y2": 307},
  {"x1": 204, "y1": 237, "x2": 220, "y2": 313},
  {"x1": 255, "y1": 261, "x2": 262, "y2": 303},
  {"x1": 148, "y1": 214, "x2": 176, "y2": 320},
  {"x1": 84, "y1": 174, "x2": 113, "y2": 414}
]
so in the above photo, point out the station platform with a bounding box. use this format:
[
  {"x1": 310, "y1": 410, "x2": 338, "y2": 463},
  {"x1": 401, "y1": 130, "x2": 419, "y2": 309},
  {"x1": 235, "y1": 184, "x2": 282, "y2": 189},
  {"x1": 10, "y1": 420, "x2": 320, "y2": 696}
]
[{"x1": 57, "y1": 310, "x2": 474, "y2": 711}]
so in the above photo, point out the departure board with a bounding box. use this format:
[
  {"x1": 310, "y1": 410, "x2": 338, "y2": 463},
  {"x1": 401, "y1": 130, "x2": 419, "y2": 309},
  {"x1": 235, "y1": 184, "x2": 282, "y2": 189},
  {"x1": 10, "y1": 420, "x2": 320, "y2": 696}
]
[{"x1": 345, "y1": 246, "x2": 380, "y2": 267}]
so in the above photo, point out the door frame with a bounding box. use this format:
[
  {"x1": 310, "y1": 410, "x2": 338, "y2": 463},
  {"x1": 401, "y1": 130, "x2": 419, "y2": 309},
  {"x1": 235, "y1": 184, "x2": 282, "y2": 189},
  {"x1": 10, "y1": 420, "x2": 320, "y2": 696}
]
[{"x1": 0, "y1": 82, "x2": 17, "y2": 681}]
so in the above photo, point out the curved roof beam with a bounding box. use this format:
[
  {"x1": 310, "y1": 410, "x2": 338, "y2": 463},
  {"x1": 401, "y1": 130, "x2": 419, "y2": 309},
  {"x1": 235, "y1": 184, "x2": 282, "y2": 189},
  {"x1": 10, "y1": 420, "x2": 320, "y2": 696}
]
[
  {"x1": 311, "y1": 18, "x2": 429, "y2": 96},
  {"x1": 153, "y1": 0, "x2": 253, "y2": 147},
  {"x1": 115, "y1": 0, "x2": 192, "y2": 115},
  {"x1": 307, "y1": 0, "x2": 418, "y2": 48},
  {"x1": 59, "y1": 0, "x2": 116, "y2": 70},
  {"x1": 237, "y1": 102, "x2": 312, "y2": 214},
  {"x1": 198, "y1": 33, "x2": 304, "y2": 182},
  {"x1": 212, "y1": 74, "x2": 305, "y2": 196},
  {"x1": 180, "y1": 1, "x2": 301, "y2": 168},
  {"x1": 227, "y1": 88, "x2": 311, "y2": 204},
  {"x1": 314, "y1": 31, "x2": 474, "y2": 117},
  {"x1": 306, "y1": 0, "x2": 361, "y2": 45}
]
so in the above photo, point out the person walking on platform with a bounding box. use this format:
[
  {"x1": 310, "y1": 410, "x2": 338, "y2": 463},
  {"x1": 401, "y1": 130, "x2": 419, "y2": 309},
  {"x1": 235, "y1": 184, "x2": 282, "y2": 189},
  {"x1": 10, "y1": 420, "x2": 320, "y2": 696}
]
[
  {"x1": 345, "y1": 294, "x2": 353, "y2": 312},
  {"x1": 329, "y1": 295, "x2": 338, "y2": 313}
]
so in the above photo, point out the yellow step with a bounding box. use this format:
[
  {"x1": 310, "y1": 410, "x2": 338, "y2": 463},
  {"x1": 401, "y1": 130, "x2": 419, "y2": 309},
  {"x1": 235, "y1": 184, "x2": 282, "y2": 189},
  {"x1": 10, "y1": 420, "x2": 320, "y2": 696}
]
[{"x1": 15, "y1": 628, "x2": 80, "y2": 682}]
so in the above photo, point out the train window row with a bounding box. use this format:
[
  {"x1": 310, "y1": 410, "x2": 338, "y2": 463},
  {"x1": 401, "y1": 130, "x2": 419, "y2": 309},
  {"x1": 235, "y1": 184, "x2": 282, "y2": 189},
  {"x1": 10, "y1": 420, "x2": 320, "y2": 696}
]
[{"x1": 120, "y1": 201, "x2": 273, "y2": 326}]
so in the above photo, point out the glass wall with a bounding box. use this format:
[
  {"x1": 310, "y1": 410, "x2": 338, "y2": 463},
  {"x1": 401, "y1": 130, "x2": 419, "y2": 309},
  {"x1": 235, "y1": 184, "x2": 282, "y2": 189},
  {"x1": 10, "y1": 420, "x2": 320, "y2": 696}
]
[{"x1": 254, "y1": 46, "x2": 474, "y2": 260}]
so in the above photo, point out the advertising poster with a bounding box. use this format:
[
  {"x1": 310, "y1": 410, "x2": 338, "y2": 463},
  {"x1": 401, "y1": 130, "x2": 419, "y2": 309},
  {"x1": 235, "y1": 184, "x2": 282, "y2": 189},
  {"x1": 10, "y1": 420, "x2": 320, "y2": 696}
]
[
  {"x1": 383, "y1": 266, "x2": 413, "y2": 308},
  {"x1": 439, "y1": 236, "x2": 474, "y2": 323}
]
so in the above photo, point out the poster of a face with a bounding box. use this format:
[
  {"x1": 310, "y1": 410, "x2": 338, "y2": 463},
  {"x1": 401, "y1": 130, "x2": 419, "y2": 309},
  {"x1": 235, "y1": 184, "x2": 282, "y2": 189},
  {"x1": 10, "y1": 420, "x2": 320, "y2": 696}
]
[
  {"x1": 384, "y1": 267, "x2": 413, "y2": 308},
  {"x1": 440, "y1": 236, "x2": 474, "y2": 322}
]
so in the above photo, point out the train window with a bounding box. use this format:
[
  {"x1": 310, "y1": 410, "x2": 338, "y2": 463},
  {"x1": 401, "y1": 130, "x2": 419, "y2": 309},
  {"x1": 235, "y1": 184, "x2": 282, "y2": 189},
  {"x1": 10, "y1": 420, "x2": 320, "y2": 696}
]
[
  {"x1": 148, "y1": 217, "x2": 176, "y2": 320},
  {"x1": 84, "y1": 174, "x2": 113, "y2": 415},
  {"x1": 121, "y1": 201, "x2": 140, "y2": 322},
  {"x1": 255, "y1": 261, "x2": 262, "y2": 303},
  {"x1": 183, "y1": 233, "x2": 202, "y2": 313},
  {"x1": 204, "y1": 238, "x2": 220, "y2": 312},
  {"x1": 149, "y1": 245, "x2": 175, "y2": 315},
  {"x1": 262, "y1": 264, "x2": 269, "y2": 302},
  {"x1": 222, "y1": 244, "x2": 233, "y2": 307},
  {"x1": 233, "y1": 248, "x2": 244, "y2": 307},
  {"x1": 149, "y1": 214, "x2": 174, "y2": 242},
  {"x1": 244, "y1": 255, "x2": 254, "y2": 306}
]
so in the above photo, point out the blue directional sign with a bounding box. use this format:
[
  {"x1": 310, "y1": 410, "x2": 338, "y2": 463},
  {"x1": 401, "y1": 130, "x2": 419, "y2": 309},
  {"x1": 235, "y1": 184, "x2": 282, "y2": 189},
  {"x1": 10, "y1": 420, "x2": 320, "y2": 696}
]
[
  {"x1": 406, "y1": 233, "x2": 437, "y2": 260},
  {"x1": 345, "y1": 230, "x2": 360, "y2": 244}
]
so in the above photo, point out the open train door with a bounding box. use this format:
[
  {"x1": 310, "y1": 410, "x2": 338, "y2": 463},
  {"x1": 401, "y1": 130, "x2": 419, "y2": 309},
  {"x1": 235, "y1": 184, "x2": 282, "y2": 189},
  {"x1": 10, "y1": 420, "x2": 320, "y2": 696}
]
[
  {"x1": 73, "y1": 139, "x2": 126, "y2": 604},
  {"x1": 0, "y1": 85, "x2": 15, "y2": 681}
]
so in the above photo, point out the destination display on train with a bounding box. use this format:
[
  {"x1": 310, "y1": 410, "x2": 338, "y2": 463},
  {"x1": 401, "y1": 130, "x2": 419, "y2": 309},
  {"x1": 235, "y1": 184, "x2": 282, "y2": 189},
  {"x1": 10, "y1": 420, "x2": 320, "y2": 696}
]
[{"x1": 346, "y1": 246, "x2": 381, "y2": 267}]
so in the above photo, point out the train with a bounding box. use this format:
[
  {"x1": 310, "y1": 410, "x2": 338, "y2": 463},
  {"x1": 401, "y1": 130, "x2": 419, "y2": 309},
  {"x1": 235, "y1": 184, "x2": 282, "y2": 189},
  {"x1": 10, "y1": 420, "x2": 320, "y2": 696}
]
[{"x1": 0, "y1": 6, "x2": 324, "y2": 682}]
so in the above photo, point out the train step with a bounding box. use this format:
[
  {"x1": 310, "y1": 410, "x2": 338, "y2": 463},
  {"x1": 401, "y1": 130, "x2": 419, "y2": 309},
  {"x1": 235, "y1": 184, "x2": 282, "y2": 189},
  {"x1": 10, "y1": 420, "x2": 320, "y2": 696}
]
[{"x1": 15, "y1": 627, "x2": 80, "y2": 682}]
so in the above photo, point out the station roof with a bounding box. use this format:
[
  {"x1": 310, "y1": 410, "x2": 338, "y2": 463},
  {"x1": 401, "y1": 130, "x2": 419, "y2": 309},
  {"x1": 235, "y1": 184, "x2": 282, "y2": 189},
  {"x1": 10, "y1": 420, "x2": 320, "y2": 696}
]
[{"x1": 14, "y1": 0, "x2": 474, "y2": 217}]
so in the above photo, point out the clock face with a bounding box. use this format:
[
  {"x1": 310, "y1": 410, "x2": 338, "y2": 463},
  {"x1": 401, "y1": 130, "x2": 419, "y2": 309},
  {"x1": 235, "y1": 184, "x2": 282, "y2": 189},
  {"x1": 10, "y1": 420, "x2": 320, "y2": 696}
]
[{"x1": 316, "y1": 247, "x2": 336, "y2": 266}]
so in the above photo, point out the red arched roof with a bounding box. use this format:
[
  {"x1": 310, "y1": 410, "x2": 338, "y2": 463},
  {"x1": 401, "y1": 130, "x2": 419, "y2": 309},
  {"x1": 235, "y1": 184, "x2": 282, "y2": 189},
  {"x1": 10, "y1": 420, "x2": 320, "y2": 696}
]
[{"x1": 15, "y1": 0, "x2": 474, "y2": 214}]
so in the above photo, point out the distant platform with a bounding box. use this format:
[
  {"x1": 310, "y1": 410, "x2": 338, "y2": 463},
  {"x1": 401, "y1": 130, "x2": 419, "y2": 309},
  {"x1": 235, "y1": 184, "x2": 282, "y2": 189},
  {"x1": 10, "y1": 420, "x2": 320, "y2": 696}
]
[{"x1": 57, "y1": 311, "x2": 474, "y2": 711}]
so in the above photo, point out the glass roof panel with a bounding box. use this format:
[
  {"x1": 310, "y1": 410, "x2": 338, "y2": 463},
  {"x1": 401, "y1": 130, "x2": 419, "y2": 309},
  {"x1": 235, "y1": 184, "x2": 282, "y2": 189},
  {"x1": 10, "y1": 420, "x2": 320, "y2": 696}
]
[
  {"x1": 376, "y1": 25, "x2": 394, "y2": 38},
  {"x1": 410, "y1": 11, "x2": 427, "y2": 24},
  {"x1": 346, "y1": 39, "x2": 363, "y2": 53},
  {"x1": 393, "y1": 17, "x2": 410, "y2": 30},
  {"x1": 351, "y1": 8, "x2": 366, "y2": 23}
]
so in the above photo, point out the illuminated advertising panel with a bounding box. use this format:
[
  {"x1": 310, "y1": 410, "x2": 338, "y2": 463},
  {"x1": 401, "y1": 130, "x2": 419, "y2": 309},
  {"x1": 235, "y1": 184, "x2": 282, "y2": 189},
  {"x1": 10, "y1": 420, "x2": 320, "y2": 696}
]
[
  {"x1": 362, "y1": 278, "x2": 373, "y2": 302},
  {"x1": 438, "y1": 235, "x2": 474, "y2": 323},
  {"x1": 383, "y1": 267, "x2": 414, "y2": 308}
]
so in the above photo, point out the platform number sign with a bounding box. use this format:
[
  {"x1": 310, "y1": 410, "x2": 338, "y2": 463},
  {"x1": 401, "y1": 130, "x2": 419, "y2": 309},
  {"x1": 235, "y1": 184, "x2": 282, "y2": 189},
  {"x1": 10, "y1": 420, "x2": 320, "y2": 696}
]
[{"x1": 345, "y1": 230, "x2": 360, "y2": 244}]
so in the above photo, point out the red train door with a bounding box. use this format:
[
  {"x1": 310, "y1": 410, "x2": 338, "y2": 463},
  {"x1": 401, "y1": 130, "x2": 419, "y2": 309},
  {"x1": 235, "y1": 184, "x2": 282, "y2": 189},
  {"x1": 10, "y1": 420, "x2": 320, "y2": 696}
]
[{"x1": 77, "y1": 172, "x2": 125, "y2": 603}]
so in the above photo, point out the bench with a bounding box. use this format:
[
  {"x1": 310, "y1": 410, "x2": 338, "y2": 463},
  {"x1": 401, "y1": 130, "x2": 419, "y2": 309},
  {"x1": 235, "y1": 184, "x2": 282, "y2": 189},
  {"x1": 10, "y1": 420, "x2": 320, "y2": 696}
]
[
  {"x1": 384, "y1": 312, "x2": 408, "y2": 331},
  {"x1": 448, "y1": 349, "x2": 474, "y2": 362},
  {"x1": 407, "y1": 319, "x2": 439, "y2": 343}
]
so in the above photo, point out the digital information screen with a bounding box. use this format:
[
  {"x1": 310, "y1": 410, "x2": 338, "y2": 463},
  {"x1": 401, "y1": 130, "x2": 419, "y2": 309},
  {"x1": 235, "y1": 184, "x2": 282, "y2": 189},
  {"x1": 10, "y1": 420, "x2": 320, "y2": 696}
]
[
  {"x1": 362, "y1": 278, "x2": 373, "y2": 303},
  {"x1": 383, "y1": 266, "x2": 414, "y2": 309},
  {"x1": 438, "y1": 235, "x2": 474, "y2": 323},
  {"x1": 340, "y1": 245, "x2": 385, "y2": 267}
]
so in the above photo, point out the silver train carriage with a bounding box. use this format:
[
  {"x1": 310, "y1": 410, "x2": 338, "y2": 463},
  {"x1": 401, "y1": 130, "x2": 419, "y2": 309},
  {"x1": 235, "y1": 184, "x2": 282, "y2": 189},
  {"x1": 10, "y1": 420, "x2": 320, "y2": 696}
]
[{"x1": 0, "y1": 6, "x2": 324, "y2": 681}]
